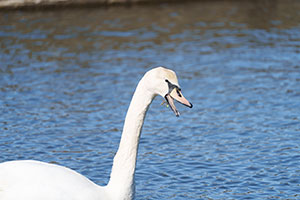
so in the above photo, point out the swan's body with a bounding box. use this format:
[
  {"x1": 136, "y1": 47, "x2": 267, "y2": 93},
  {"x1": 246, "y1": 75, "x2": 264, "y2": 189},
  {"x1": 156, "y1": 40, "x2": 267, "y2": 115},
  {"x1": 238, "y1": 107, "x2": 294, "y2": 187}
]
[
  {"x1": 0, "y1": 67, "x2": 192, "y2": 200},
  {"x1": 0, "y1": 160, "x2": 107, "y2": 200}
]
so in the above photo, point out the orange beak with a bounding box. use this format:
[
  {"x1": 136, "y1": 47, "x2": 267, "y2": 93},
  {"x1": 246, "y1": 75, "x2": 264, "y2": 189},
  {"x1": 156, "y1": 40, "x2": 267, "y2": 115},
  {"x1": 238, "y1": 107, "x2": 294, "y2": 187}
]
[{"x1": 165, "y1": 88, "x2": 192, "y2": 117}]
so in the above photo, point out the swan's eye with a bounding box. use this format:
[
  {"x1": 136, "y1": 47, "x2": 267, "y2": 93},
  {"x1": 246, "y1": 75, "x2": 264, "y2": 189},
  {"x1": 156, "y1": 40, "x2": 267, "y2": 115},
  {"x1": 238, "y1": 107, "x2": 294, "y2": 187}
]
[{"x1": 165, "y1": 79, "x2": 180, "y2": 94}]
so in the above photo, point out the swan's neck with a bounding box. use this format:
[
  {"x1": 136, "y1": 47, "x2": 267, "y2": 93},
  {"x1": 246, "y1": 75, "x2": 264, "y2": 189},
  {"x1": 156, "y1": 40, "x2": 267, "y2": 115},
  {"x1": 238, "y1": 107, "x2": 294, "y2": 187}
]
[{"x1": 106, "y1": 79, "x2": 154, "y2": 199}]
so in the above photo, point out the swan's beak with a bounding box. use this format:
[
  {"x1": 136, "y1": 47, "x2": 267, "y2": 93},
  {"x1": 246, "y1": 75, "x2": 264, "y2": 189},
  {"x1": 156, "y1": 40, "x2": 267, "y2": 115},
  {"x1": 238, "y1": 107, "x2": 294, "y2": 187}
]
[{"x1": 165, "y1": 88, "x2": 193, "y2": 117}]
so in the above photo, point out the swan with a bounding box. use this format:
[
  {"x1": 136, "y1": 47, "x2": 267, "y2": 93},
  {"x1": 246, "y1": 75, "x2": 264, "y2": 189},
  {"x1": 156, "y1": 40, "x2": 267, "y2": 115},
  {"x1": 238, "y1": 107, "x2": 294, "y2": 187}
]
[{"x1": 0, "y1": 67, "x2": 192, "y2": 200}]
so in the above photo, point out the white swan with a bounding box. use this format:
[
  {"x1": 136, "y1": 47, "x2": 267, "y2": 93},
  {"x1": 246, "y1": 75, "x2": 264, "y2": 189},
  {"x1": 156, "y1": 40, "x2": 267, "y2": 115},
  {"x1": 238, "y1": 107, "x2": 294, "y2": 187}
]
[{"x1": 0, "y1": 67, "x2": 192, "y2": 200}]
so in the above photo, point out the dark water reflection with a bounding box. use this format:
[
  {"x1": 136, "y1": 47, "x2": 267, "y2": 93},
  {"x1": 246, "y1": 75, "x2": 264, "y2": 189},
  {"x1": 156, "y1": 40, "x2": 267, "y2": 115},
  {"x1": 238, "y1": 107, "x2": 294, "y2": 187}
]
[{"x1": 1, "y1": 0, "x2": 300, "y2": 199}]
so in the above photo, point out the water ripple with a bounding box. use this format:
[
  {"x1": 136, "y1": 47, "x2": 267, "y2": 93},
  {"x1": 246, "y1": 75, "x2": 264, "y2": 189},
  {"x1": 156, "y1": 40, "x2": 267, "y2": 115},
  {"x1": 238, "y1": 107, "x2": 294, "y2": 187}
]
[{"x1": 1, "y1": 1, "x2": 300, "y2": 199}]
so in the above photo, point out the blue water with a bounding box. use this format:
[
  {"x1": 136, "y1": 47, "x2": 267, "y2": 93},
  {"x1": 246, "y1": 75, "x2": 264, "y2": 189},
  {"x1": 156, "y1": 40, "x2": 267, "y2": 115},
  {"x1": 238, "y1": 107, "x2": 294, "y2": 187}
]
[{"x1": 1, "y1": 1, "x2": 300, "y2": 199}]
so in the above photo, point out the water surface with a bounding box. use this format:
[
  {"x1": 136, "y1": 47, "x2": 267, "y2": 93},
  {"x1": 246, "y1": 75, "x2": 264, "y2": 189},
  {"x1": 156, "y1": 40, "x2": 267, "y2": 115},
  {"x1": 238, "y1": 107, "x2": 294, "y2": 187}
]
[{"x1": 1, "y1": 1, "x2": 300, "y2": 199}]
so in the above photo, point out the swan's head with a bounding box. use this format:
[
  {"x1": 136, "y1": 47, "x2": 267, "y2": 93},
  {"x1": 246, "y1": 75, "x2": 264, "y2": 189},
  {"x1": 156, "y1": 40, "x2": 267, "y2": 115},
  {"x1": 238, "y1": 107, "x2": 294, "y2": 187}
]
[{"x1": 143, "y1": 67, "x2": 193, "y2": 117}]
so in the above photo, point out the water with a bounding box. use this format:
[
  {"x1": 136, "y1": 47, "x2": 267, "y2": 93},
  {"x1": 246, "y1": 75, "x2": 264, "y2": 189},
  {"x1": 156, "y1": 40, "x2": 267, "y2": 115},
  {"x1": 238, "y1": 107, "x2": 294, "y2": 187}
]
[{"x1": 1, "y1": 0, "x2": 300, "y2": 199}]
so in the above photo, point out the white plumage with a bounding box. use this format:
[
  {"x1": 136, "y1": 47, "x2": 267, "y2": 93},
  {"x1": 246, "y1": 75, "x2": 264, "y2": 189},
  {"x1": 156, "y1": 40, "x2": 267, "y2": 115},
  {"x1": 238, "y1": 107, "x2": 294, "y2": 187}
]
[{"x1": 0, "y1": 67, "x2": 192, "y2": 200}]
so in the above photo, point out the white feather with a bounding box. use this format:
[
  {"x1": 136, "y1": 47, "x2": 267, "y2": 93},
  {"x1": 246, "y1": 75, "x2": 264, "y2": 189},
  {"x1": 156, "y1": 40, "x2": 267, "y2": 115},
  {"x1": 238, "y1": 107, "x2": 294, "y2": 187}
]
[{"x1": 0, "y1": 67, "x2": 185, "y2": 200}]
